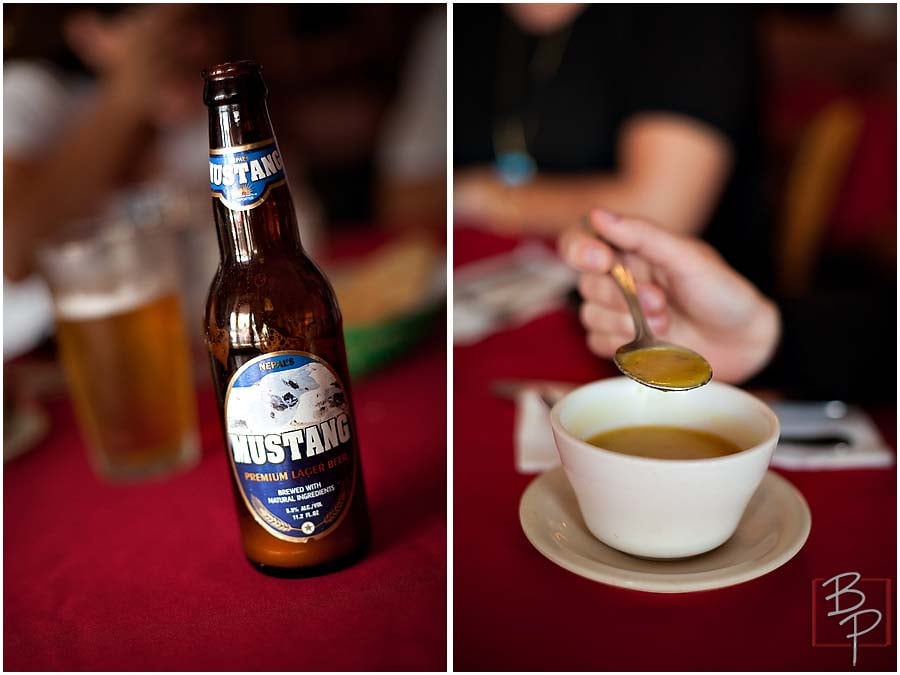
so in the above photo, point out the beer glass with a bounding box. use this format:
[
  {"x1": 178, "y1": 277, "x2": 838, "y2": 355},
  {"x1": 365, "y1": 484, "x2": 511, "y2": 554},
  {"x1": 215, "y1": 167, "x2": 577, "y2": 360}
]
[{"x1": 38, "y1": 224, "x2": 200, "y2": 481}]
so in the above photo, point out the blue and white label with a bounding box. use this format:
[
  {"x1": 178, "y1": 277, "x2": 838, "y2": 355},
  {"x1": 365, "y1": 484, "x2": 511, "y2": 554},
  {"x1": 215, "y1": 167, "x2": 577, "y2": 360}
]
[
  {"x1": 209, "y1": 139, "x2": 286, "y2": 211},
  {"x1": 224, "y1": 351, "x2": 355, "y2": 542}
]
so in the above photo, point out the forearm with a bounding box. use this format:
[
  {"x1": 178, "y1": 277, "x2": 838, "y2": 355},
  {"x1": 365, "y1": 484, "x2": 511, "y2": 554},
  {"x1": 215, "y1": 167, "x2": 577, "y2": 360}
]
[
  {"x1": 4, "y1": 86, "x2": 155, "y2": 280},
  {"x1": 463, "y1": 115, "x2": 732, "y2": 237},
  {"x1": 499, "y1": 172, "x2": 709, "y2": 237},
  {"x1": 501, "y1": 174, "x2": 631, "y2": 234}
]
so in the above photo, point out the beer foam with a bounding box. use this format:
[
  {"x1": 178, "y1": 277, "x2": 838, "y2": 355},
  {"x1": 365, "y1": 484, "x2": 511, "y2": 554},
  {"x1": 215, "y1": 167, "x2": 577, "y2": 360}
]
[{"x1": 55, "y1": 284, "x2": 168, "y2": 321}]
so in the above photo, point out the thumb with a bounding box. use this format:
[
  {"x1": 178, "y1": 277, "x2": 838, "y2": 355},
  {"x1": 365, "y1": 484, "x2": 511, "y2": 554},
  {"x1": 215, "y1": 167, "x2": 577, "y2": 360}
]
[{"x1": 587, "y1": 209, "x2": 706, "y2": 275}]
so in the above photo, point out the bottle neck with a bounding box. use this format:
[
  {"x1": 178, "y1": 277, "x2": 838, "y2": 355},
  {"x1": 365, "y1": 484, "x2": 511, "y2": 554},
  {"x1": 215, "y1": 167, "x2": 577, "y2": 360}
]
[{"x1": 208, "y1": 99, "x2": 303, "y2": 265}]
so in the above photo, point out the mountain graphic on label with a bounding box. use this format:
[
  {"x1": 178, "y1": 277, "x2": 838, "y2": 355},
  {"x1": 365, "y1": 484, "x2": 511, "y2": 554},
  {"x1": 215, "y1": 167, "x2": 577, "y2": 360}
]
[{"x1": 228, "y1": 361, "x2": 346, "y2": 435}]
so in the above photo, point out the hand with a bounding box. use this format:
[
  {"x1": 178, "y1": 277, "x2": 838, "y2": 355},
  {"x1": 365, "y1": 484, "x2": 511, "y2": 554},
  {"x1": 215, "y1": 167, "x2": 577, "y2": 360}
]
[
  {"x1": 558, "y1": 209, "x2": 781, "y2": 383},
  {"x1": 111, "y1": 6, "x2": 215, "y2": 125},
  {"x1": 70, "y1": 5, "x2": 214, "y2": 125},
  {"x1": 454, "y1": 168, "x2": 520, "y2": 232}
]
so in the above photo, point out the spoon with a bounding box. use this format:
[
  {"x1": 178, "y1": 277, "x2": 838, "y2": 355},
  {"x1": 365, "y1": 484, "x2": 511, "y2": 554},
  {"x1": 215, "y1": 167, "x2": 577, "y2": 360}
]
[{"x1": 606, "y1": 247, "x2": 713, "y2": 392}]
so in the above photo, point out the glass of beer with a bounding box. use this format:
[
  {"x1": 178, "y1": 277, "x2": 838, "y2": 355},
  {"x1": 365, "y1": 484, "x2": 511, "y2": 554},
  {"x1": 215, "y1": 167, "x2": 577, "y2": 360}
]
[{"x1": 38, "y1": 223, "x2": 200, "y2": 481}]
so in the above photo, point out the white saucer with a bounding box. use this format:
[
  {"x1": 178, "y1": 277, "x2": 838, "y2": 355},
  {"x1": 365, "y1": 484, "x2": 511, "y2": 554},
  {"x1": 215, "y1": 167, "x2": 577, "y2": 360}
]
[{"x1": 519, "y1": 467, "x2": 811, "y2": 593}]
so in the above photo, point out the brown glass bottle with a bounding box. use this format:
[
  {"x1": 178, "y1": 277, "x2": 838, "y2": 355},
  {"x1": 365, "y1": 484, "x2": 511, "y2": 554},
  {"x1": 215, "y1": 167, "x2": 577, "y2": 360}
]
[{"x1": 202, "y1": 61, "x2": 370, "y2": 576}]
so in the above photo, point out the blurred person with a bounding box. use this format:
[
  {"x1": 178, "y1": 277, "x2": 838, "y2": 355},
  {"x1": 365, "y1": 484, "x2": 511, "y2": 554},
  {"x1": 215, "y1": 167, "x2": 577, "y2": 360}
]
[
  {"x1": 3, "y1": 4, "x2": 221, "y2": 359},
  {"x1": 559, "y1": 209, "x2": 895, "y2": 404},
  {"x1": 4, "y1": 4, "x2": 220, "y2": 281},
  {"x1": 375, "y1": 7, "x2": 447, "y2": 230},
  {"x1": 2, "y1": 4, "x2": 325, "y2": 360},
  {"x1": 454, "y1": 4, "x2": 771, "y2": 291}
]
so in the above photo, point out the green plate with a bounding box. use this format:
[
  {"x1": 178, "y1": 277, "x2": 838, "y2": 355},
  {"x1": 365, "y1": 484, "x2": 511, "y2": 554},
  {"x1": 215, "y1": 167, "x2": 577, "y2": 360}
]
[
  {"x1": 344, "y1": 302, "x2": 443, "y2": 379},
  {"x1": 343, "y1": 266, "x2": 445, "y2": 379}
]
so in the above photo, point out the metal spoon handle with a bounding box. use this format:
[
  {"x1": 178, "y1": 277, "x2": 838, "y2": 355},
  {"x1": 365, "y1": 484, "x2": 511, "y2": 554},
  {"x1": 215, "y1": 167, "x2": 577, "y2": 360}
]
[
  {"x1": 609, "y1": 259, "x2": 653, "y2": 343},
  {"x1": 580, "y1": 214, "x2": 653, "y2": 344}
]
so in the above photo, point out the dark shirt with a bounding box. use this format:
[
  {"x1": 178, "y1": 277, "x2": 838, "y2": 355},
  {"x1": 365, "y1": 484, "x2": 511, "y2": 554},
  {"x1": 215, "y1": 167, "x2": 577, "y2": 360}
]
[
  {"x1": 750, "y1": 251, "x2": 897, "y2": 404},
  {"x1": 454, "y1": 4, "x2": 774, "y2": 293}
]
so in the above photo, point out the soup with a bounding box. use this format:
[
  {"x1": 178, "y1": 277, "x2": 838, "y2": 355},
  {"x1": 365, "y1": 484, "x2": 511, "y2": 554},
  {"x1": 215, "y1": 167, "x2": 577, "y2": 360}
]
[
  {"x1": 615, "y1": 346, "x2": 711, "y2": 390},
  {"x1": 586, "y1": 425, "x2": 742, "y2": 460}
]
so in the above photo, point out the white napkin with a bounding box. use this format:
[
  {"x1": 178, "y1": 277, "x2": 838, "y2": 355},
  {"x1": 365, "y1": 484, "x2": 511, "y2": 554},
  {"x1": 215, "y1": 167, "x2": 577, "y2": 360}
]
[
  {"x1": 454, "y1": 243, "x2": 576, "y2": 345},
  {"x1": 514, "y1": 389, "x2": 560, "y2": 473},
  {"x1": 514, "y1": 391, "x2": 895, "y2": 474}
]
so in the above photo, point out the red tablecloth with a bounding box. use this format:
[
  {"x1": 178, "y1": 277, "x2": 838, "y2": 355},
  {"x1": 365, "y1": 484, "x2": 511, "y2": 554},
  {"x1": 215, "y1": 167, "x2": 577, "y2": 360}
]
[
  {"x1": 453, "y1": 226, "x2": 896, "y2": 671},
  {"x1": 4, "y1": 326, "x2": 446, "y2": 670}
]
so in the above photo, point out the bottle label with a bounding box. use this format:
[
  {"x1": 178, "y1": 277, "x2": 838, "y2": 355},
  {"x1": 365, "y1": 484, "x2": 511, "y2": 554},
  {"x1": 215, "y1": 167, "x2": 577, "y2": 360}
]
[
  {"x1": 209, "y1": 139, "x2": 286, "y2": 211},
  {"x1": 224, "y1": 351, "x2": 356, "y2": 542}
]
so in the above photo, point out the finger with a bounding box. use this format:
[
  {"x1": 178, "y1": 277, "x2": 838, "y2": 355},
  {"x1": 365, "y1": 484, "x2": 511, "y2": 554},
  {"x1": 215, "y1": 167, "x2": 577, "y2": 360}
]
[
  {"x1": 580, "y1": 300, "x2": 671, "y2": 338},
  {"x1": 558, "y1": 224, "x2": 614, "y2": 274},
  {"x1": 578, "y1": 275, "x2": 668, "y2": 316},
  {"x1": 586, "y1": 208, "x2": 708, "y2": 274},
  {"x1": 637, "y1": 283, "x2": 667, "y2": 315},
  {"x1": 579, "y1": 303, "x2": 636, "y2": 338},
  {"x1": 621, "y1": 250, "x2": 652, "y2": 284},
  {"x1": 578, "y1": 274, "x2": 627, "y2": 311},
  {"x1": 586, "y1": 331, "x2": 624, "y2": 359},
  {"x1": 647, "y1": 309, "x2": 671, "y2": 335}
]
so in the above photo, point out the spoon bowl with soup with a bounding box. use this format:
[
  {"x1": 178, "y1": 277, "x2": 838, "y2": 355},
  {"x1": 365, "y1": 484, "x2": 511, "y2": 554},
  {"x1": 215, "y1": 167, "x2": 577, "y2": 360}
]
[{"x1": 607, "y1": 249, "x2": 712, "y2": 391}]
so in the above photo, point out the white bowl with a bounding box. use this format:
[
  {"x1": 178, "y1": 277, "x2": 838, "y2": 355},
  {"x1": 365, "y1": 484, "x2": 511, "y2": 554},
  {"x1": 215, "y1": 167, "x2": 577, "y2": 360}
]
[{"x1": 550, "y1": 377, "x2": 780, "y2": 559}]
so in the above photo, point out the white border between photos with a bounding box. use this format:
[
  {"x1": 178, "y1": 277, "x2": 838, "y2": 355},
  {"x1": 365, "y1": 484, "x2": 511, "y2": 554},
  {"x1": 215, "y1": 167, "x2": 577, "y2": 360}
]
[{"x1": 445, "y1": 1, "x2": 454, "y2": 672}]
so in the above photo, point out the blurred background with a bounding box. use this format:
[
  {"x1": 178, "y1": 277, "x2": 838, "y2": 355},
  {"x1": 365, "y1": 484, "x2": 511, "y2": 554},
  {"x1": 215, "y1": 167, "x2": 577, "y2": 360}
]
[
  {"x1": 4, "y1": 3, "x2": 447, "y2": 462},
  {"x1": 453, "y1": 3, "x2": 896, "y2": 404}
]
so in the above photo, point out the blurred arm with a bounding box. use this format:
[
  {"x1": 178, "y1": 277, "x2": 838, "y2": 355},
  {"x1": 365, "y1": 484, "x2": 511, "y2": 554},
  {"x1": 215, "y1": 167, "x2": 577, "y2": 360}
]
[
  {"x1": 455, "y1": 113, "x2": 732, "y2": 237},
  {"x1": 3, "y1": 5, "x2": 202, "y2": 281},
  {"x1": 4, "y1": 86, "x2": 154, "y2": 281}
]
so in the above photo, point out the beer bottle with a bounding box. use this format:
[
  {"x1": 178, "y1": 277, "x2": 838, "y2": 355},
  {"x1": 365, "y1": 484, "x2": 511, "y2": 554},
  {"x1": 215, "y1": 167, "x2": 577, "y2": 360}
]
[{"x1": 202, "y1": 61, "x2": 370, "y2": 575}]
